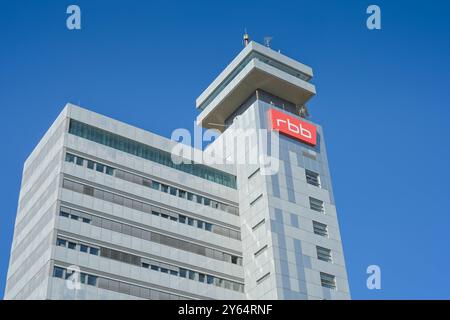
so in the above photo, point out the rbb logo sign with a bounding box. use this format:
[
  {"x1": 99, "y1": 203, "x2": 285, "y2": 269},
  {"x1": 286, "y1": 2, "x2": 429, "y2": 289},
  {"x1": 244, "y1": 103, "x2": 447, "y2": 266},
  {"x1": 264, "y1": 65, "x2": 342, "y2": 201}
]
[{"x1": 268, "y1": 108, "x2": 317, "y2": 146}]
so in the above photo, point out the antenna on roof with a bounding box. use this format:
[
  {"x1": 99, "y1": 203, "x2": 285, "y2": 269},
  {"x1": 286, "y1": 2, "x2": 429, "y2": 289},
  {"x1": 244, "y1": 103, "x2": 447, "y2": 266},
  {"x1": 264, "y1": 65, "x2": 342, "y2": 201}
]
[
  {"x1": 264, "y1": 36, "x2": 273, "y2": 48},
  {"x1": 243, "y1": 29, "x2": 250, "y2": 46}
]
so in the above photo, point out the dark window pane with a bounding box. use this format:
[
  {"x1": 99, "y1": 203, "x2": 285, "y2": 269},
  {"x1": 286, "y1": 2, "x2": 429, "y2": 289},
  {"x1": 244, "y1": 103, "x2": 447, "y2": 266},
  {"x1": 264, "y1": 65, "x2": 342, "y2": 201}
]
[
  {"x1": 105, "y1": 166, "x2": 114, "y2": 176},
  {"x1": 65, "y1": 154, "x2": 75, "y2": 163},
  {"x1": 80, "y1": 244, "x2": 89, "y2": 253},
  {"x1": 90, "y1": 247, "x2": 99, "y2": 256},
  {"x1": 87, "y1": 160, "x2": 95, "y2": 169},
  {"x1": 56, "y1": 238, "x2": 67, "y2": 247},
  {"x1": 96, "y1": 163, "x2": 105, "y2": 173},
  {"x1": 76, "y1": 157, "x2": 84, "y2": 166},
  {"x1": 53, "y1": 267, "x2": 65, "y2": 279}
]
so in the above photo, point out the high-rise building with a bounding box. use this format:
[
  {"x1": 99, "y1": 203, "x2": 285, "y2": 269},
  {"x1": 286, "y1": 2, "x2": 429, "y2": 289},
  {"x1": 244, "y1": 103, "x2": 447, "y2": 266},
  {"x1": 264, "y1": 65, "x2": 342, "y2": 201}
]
[{"x1": 4, "y1": 41, "x2": 350, "y2": 300}]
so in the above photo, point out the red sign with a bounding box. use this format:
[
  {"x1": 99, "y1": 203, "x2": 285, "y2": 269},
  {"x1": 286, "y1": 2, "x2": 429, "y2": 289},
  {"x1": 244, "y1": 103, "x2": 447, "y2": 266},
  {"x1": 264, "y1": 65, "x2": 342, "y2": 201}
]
[{"x1": 268, "y1": 108, "x2": 317, "y2": 146}]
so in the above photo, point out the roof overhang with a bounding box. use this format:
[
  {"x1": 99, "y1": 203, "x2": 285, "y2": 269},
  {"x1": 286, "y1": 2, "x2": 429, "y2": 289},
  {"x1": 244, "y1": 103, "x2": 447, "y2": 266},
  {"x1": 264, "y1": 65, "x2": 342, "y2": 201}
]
[{"x1": 196, "y1": 58, "x2": 316, "y2": 131}]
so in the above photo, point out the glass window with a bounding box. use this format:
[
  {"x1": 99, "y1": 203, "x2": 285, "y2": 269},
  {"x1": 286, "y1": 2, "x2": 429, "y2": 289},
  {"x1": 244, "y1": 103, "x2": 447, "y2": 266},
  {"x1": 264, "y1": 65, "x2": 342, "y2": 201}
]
[
  {"x1": 204, "y1": 198, "x2": 211, "y2": 206},
  {"x1": 75, "y1": 157, "x2": 84, "y2": 166},
  {"x1": 161, "y1": 213, "x2": 169, "y2": 219},
  {"x1": 169, "y1": 270, "x2": 178, "y2": 276},
  {"x1": 161, "y1": 184, "x2": 169, "y2": 193},
  {"x1": 150, "y1": 265, "x2": 159, "y2": 271},
  {"x1": 179, "y1": 268, "x2": 187, "y2": 278},
  {"x1": 60, "y1": 209, "x2": 70, "y2": 218},
  {"x1": 231, "y1": 256, "x2": 238, "y2": 264},
  {"x1": 187, "y1": 218, "x2": 194, "y2": 226},
  {"x1": 80, "y1": 244, "x2": 89, "y2": 253},
  {"x1": 205, "y1": 222, "x2": 212, "y2": 232},
  {"x1": 160, "y1": 267, "x2": 169, "y2": 274},
  {"x1": 198, "y1": 273, "x2": 206, "y2": 283},
  {"x1": 87, "y1": 160, "x2": 95, "y2": 170},
  {"x1": 68, "y1": 242, "x2": 77, "y2": 250},
  {"x1": 188, "y1": 270, "x2": 196, "y2": 280},
  {"x1": 178, "y1": 190, "x2": 186, "y2": 198},
  {"x1": 105, "y1": 166, "x2": 114, "y2": 176},
  {"x1": 56, "y1": 238, "x2": 67, "y2": 247},
  {"x1": 87, "y1": 275, "x2": 98, "y2": 286},
  {"x1": 70, "y1": 214, "x2": 79, "y2": 221},
  {"x1": 142, "y1": 178, "x2": 151, "y2": 187},
  {"x1": 197, "y1": 220, "x2": 204, "y2": 229},
  {"x1": 178, "y1": 215, "x2": 186, "y2": 224},
  {"x1": 82, "y1": 217, "x2": 91, "y2": 224},
  {"x1": 53, "y1": 266, "x2": 65, "y2": 279},
  {"x1": 206, "y1": 275, "x2": 214, "y2": 284},
  {"x1": 196, "y1": 196, "x2": 203, "y2": 204},
  {"x1": 65, "y1": 154, "x2": 75, "y2": 163},
  {"x1": 96, "y1": 163, "x2": 105, "y2": 173},
  {"x1": 142, "y1": 263, "x2": 150, "y2": 269},
  {"x1": 187, "y1": 192, "x2": 194, "y2": 201},
  {"x1": 169, "y1": 187, "x2": 177, "y2": 196},
  {"x1": 89, "y1": 247, "x2": 99, "y2": 256},
  {"x1": 151, "y1": 181, "x2": 160, "y2": 190},
  {"x1": 80, "y1": 273, "x2": 87, "y2": 284}
]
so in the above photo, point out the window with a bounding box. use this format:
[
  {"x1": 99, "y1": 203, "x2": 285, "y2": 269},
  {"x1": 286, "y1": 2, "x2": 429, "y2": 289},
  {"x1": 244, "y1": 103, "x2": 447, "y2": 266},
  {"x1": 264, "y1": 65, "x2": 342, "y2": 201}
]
[
  {"x1": 142, "y1": 263, "x2": 150, "y2": 269},
  {"x1": 309, "y1": 197, "x2": 324, "y2": 213},
  {"x1": 82, "y1": 217, "x2": 91, "y2": 224},
  {"x1": 151, "y1": 265, "x2": 159, "y2": 271},
  {"x1": 187, "y1": 192, "x2": 194, "y2": 201},
  {"x1": 87, "y1": 275, "x2": 98, "y2": 286},
  {"x1": 198, "y1": 273, "x2": 205, "y2": 283},
  {"x1": 56, "y1": 238, "x2": 67, "y2": 247},
  {"x1": 204, "y1": 222, "x2": 212, "y2": 232},
  {"x1": 196, "y1": 196, "x2": 203, "y2": 204},
  {"x1": 313, "y1": 221, "x2": 328, "y2": 237},
  {"x1": 96, "y1": 163, "x2": 105, "y2": 173},
  {"x1": 151, "y1": 181, "x2": 160, "y2": 190},
  {"x1": 53, "y1": 266, "x2": 65, "y2": 279},
  {"x1": 188, "y1": 270, "x2": 196, "y2": 280},
  {"x1": 68, "y1": 242, "x2": 77, "y2": 249},
  {"x1": 316, "y1": 246, "x2": 332, "y2": 262},
  {"x1": 76, "y1": 156, "x2": 84, "y2": 166},
  {"x1": 142, "y1": 178, "x2": 151, "y2": 187},
  {"x1": 87, "y1": 160, "x2": 95, "y2": 170},
  {"x1": 65, "y1": 154, "x2": 75, "y2": 163},
  {"x1": 203, "y1": 198, "x2": 211, "y2": 206},
  {"x1": 320, "y1": 272, "x2": 336, "y2": 289},
  {"x1": 178, "y1": 215, "x2": 186, "y2": 224},
  {"x1": 83, "y1": 185, "x2": 94, "y2": 196},
  {"x1": 60, "y1": 210, "x2": 70, "y2": 218},
  {"x1": 179, "y1": 268, "x2": 187, "y2": 278},
  {"x1": 68, "y1": 119, "x2": 237, "y2": 189},
  {"x1": 197, "y1": 220, "x2": 204, "y2": 229},
  {"x1": 161, "y1": 184, "x2": 169, "y2": 193},
  {"x1": 169, "y1": 187, "x2": 177, "y2": 196},
  {"x1": 206, "y1": 275, "x2": 214, "y2": 284},
  {"x1": 305, "y1": 169, "x2": 320, "y2": 187},
  {"x1": 89, "y1": 247, "x2": 99, "y2": 256},
  {"x1": 187, "y1": 218, "x2": 194, "y2": 226},
  {"x1": 105, "y1": 166, "x2": 114, "y2": 176},
  {"x1": 178, "y1": 190, "x2": 186, "y2": 198},
  {"x1": 80, "y1": 244, "x2": 89, "y2": 253},
  {"x1": 70, "y1": 214, "x2": 79, "y2": 221}
]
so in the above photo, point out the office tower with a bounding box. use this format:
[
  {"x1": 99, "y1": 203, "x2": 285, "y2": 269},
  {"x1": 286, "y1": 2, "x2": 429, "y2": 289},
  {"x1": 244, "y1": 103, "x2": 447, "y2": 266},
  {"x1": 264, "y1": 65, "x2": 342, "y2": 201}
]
[{"x1": 4, "y1": 41, "x2": 350, "y2": 300}]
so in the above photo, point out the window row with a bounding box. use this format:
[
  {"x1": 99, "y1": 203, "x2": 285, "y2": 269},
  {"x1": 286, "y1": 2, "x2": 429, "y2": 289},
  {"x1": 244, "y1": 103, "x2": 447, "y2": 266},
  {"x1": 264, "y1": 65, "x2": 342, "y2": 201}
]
[
  {"x1": 56, "y1": 238, "x2": 99, "y2": 256},
  {"x1": 55, "y1": 237, "x2": 244, "y2": 293},
  {"x1": 52, "y1": 266, "x2": 188, "y2": 300},
  {"x1": 59, "y1": 207, "x2": 243, "y2": 266},
  {"x1": 65, "y1": 153, "x2": 239, "y2": 216},
  {"x1": 61, "y1": 178, "x2": 241, "y2": 240},
  {"x1": 53, "y1": 266, "x2": 98, "y2": 286},
  {"x1": 68, "y1": 119, "x2": 237, "y2": 188}
]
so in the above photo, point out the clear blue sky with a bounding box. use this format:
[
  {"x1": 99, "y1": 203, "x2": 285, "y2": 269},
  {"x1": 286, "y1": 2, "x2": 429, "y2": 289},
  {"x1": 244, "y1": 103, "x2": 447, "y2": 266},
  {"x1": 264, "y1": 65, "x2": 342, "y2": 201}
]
[{"x1": 1, "y1": 0, "x2": 449, "y2": 299}]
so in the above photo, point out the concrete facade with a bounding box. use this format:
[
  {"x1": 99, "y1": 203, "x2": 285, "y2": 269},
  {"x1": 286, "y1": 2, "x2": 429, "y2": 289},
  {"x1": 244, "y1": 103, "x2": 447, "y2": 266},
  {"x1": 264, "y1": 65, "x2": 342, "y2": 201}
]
[{"x1": 4, "y1": 41, "x2": 350, "y2": 300}]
